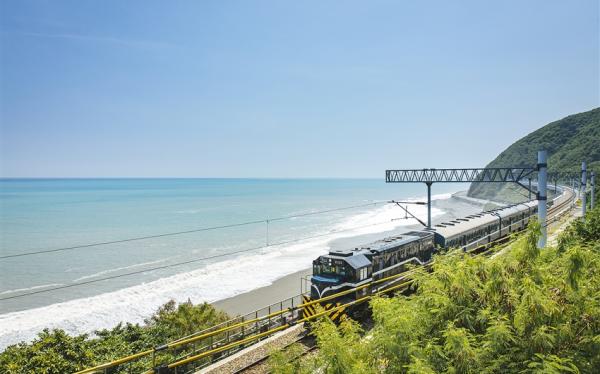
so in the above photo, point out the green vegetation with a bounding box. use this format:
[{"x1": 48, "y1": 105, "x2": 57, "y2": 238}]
[
  {"x1": 0, "y1": 300, "x2": 229, "y2": 373},
  {"x1": 469, "y1": 107, "x2": 600, "y2": 203},
  {"x1": 271, "y1": 209, "x2": 600, "y2": 373}
]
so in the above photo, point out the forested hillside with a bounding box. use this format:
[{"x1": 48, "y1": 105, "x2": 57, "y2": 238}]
[{"x1": 469, "y1": 108, "x2": 600, "y2": 202}]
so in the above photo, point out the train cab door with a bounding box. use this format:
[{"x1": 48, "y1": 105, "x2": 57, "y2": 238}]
[{"x1": 356, "y1": 266, "x2": 370, "y2": 299}]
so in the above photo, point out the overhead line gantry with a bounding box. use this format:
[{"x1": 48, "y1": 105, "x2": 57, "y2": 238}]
[{"x1": 385, "y1": 167, "x2": 538, "y2": 229}]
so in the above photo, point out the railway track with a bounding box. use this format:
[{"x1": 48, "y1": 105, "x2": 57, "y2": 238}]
[{"x1": 231, "y1": 334, "x2": 316, "y2": 374}]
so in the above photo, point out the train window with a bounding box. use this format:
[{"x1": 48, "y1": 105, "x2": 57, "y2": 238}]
[{"x1": 316, "y1": 264, "x2": 346, "y2": 276}]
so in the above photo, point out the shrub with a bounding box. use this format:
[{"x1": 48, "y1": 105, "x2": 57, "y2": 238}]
[{"x1": 0, "y1": 300, "x2": 229, "y2": 374}]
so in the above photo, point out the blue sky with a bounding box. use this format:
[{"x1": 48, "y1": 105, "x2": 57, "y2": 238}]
[{"x1": 1, "y1": 1, "x2": 598, "y2": 177}]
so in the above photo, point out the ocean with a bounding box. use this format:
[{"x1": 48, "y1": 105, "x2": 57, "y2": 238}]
[{"x1": 0, "y1": 178, "x2": 472, "y2": 349}]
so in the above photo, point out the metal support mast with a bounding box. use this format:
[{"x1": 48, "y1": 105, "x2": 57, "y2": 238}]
[
  {"x1": 582, "y1": 162, "x2": 587, "y2": 217},
  {"x1": 426, "y1": 182, "x2": 432, "y2": 228},
  {"x1": 537, "y1": 151, "x2": 547, "y2": 248},
  {"x1": 591, "y1": 171, "x2": 595, "y2": 210}
]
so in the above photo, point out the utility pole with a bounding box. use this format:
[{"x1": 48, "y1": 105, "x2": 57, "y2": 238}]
[
  {"x1": 528, "y1": 178, "x2": 532, "y2": 200},
  {"x1": 571, "y1": 178, "x2": 576, "y2": 209},
  {"x1": 582, "y1": 162, "x2": 587, "y2": 217},
  {"x1": 591, "y1": 171, "x2": 595, "y2": 210},
  {"x1": 537, "y1": 151, "x2": 547, "y2": 248}
]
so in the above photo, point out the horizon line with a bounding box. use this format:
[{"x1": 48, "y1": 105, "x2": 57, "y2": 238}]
[{"x1": 0, "y1": 176, "x2": 389, "y2": 180}]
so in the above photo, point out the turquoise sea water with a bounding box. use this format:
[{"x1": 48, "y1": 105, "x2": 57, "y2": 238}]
[{"x1": 0, "y1": 178, "x2": 469, "y2": 348}]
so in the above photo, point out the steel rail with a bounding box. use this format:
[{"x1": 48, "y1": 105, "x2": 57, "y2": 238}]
[{"x1": 231, "y1": 336, "x2": 316, "y2": 374}]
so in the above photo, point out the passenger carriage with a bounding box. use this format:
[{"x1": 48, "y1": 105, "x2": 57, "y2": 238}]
[{"x1": 431, "y1": 201, "x2": 538, "y2": 252}]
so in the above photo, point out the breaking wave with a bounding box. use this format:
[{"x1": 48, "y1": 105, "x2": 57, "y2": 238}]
[{"x1": 0, "y1": 194, "x2": 449, "y2": 349}]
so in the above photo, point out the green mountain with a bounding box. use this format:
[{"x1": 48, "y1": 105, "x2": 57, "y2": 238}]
[{"x1": 468, "y1": 107, "x2": 600, "y2": 202}]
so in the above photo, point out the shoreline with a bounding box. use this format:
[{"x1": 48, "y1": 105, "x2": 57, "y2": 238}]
[
  {"x1": 0, "y1": 192, "x2": 485, "y2": 349},
  {"x1": 214, "y1": 268, "x2": 312, "y2": 316}
]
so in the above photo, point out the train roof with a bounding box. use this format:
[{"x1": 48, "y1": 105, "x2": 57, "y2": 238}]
[
  {"x1": 365, "y1": 233, "x2": 421, "y2": 254},
  {"x1": 326, "y1": 231, "x2": 433, "y2": 259},
  {"x1": 430, "y1": 202, "x2": 535, "y2": 239},
  {"x1": 329, "y1": 232, "x2": 426, "y2": 257},
  {"x1": 496, "y1": 204, "x2": 529, "y2": 218},
  {"x1": 345, "y1": 254, "x2": 371, "y2": 269},
  {"x1": 430, "y1": 212, "x2": 497, "y2": 239}
]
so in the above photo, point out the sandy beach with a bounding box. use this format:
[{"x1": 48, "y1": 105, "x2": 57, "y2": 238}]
[
  {"x1": 213, "y1": 268, "x2": 312, "y2": 316},
  {"x1": 213, "y1": 193, "x2": 485, "y2": 316}
]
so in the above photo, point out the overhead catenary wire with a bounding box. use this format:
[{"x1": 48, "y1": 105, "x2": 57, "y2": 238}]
[
  {"x1": 0, "y1": 201, "x2": 388, "y2": 260},
  {"x1": 0, "y1": 216, "x2": 403, "y2": 301},
  {"x1": 2, "y1": 194, "x2": 571, "y2": 301}
]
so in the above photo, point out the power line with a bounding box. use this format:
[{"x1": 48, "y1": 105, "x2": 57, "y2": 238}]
[
  {"x1": 1, "y1": 201, "x2": 387, "y2": 260},
  {"x1": 0, "y1": 217, "x2": 402, "y2": 301}
]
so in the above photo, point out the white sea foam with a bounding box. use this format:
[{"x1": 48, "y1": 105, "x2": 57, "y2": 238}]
[
  {"x1": 174, "y1": 209, "x2": 203, "y2": 214},
  {"x1": 0, "y1": 284, "x2": 65, "y2": 296},
  {"x1": 0, "y1": 195, "x2": 450, "y2": 349},
  {"x1": 73, "y1": 259, "x2": 169, "y2": 282}
]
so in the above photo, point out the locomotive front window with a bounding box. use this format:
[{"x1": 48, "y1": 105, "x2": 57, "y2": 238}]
[{"x1": 315, "y1": 263, "x2": 346, "y2": 277}]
